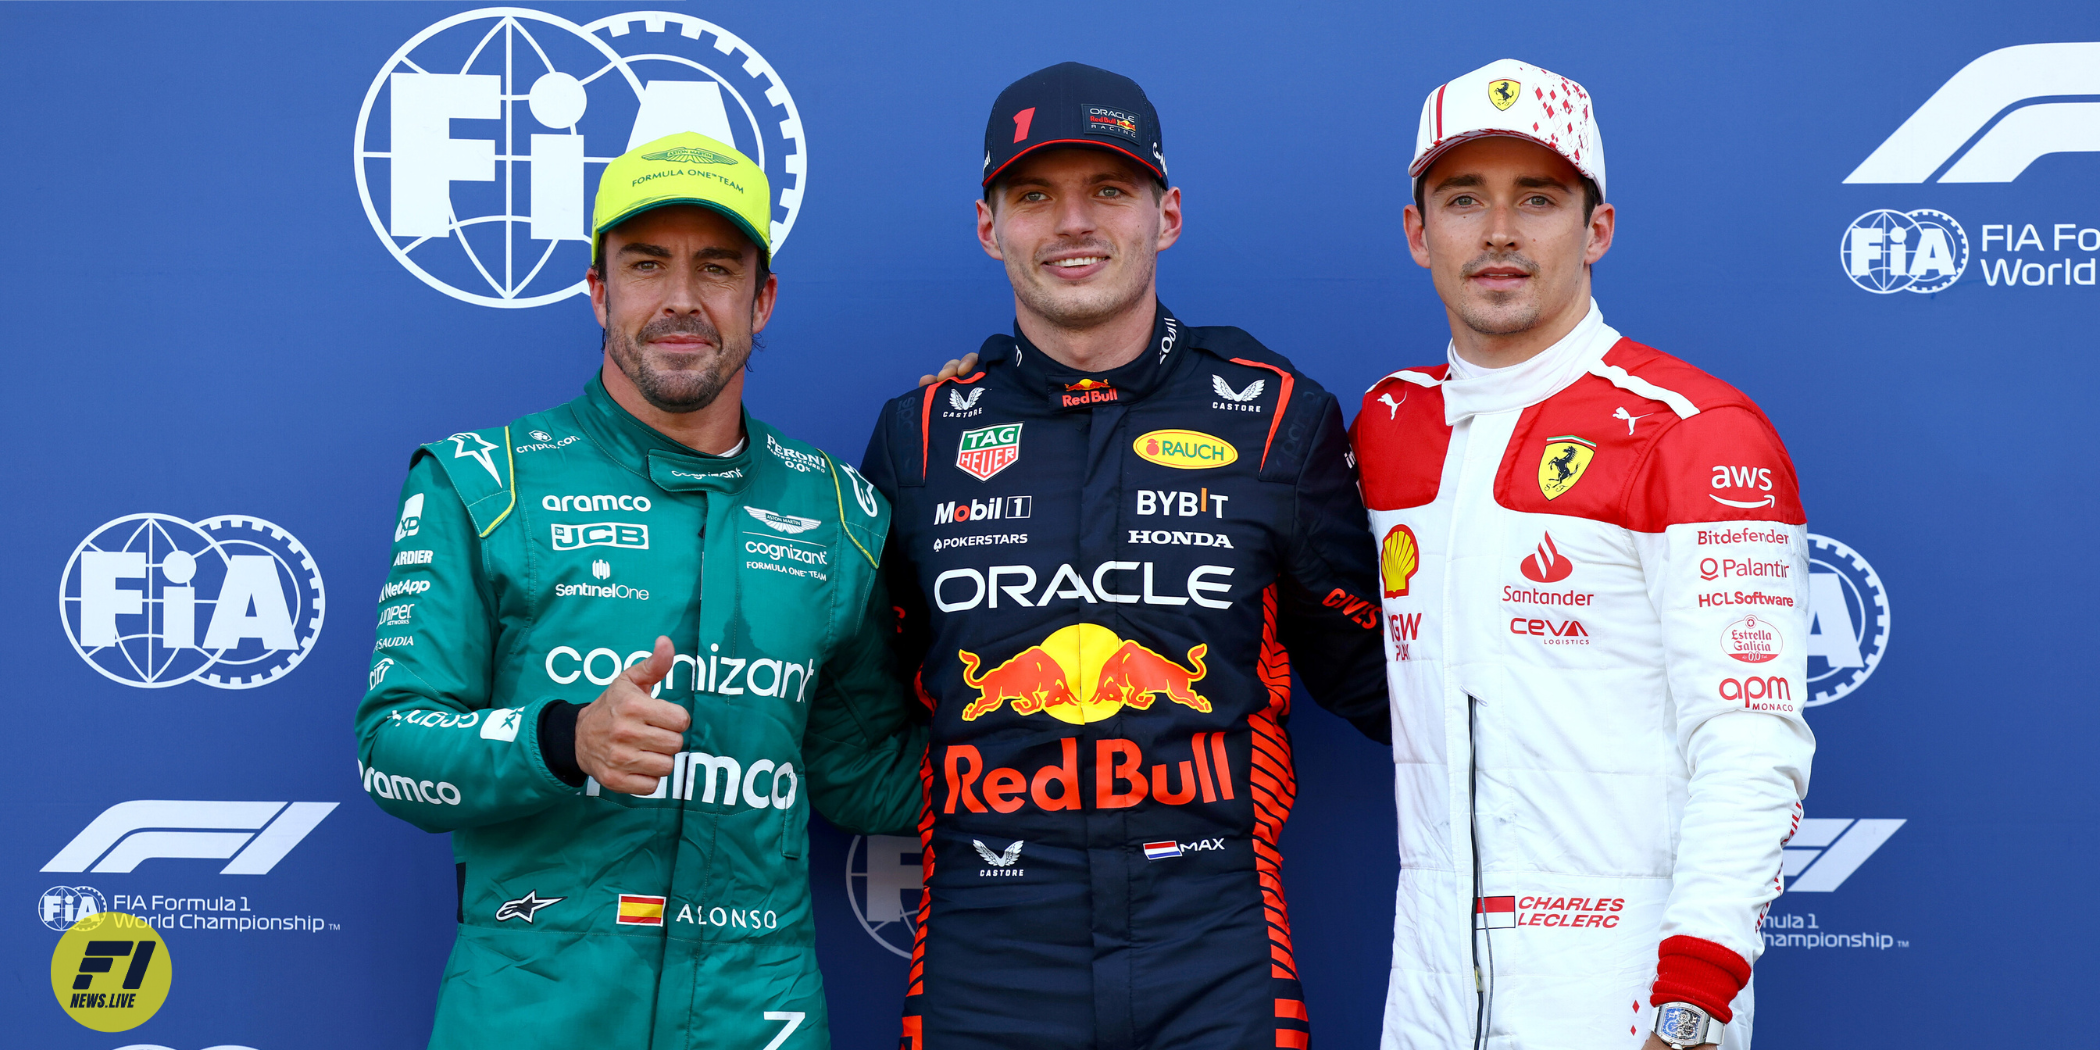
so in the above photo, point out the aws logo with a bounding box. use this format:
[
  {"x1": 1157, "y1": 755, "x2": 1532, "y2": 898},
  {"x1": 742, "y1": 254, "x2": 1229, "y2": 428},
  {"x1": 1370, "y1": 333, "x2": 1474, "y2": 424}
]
[
  {"x1": 1847, "y1": 43, "x2": 2100, "y2": 184},
  {"x1": 958, "y1": 623, "x2": 1209, "y2": 724}
]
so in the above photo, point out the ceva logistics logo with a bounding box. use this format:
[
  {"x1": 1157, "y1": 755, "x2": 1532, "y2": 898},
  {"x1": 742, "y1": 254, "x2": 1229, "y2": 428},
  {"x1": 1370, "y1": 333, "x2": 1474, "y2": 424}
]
[
  {"x1": 59, "y1": 514, "x2": 324, "y2": 689},
  {"x1": 354, "y1": 8, "x2": 806, "y2": 307}
]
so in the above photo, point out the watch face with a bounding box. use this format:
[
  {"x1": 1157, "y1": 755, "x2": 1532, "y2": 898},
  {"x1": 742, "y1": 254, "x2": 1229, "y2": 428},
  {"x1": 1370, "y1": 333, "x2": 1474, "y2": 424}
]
[{"x1": 1658, "y1": 1005, "x2": 1705, "y2": 1042}]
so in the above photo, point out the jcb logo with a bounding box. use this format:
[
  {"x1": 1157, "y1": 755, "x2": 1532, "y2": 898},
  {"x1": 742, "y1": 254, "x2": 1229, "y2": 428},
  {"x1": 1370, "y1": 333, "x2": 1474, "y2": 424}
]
[{"x1": 550, "y1": 522, "x2": 648, "y2": 550}]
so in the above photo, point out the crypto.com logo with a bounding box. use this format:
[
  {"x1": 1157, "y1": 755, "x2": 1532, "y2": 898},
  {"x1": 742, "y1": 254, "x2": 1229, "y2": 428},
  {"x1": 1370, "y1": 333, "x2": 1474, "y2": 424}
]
[
  {"x1": 43, "y1": 800, "x2": 337, "y2": 875},
  {"x1": 846, "y1": 835, "x2": 923, "y2": 959},
  {"x1": 354, "y1": 8, "x2": 807, "y2": 307},
  {"x1": 1782, "y1": 818, "x2": 1904, "y2": 892},
  {"x1": 60, "y1": 514, "x2": 325, "y2": 689},
  {"x1": 1846, "y1": 42, "x2": 2100, "y2": 183}
]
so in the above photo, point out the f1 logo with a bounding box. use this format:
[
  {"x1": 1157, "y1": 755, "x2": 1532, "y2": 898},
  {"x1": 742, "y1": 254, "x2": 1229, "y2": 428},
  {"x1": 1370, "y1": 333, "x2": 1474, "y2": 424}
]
[
  {"x1": 42, "y1": 800, "x2": 337, "y2": 875},
  {"x1": 1782, "y1": 818, "x2": 1904, "y2": 892}
]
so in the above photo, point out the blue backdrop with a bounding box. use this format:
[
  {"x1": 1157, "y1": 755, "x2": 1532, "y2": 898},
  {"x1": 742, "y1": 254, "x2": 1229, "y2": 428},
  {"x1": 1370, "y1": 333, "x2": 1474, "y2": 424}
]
[{"x1": 8, "y1": 2, "x2": 2097, "y2": 1047}]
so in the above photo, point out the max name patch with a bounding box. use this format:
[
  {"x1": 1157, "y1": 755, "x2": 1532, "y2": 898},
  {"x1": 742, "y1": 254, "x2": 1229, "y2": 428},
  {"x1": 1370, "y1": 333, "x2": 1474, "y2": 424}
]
[{"x1": 1085, "y1": 104, "x2": 1140, "y2": 142}]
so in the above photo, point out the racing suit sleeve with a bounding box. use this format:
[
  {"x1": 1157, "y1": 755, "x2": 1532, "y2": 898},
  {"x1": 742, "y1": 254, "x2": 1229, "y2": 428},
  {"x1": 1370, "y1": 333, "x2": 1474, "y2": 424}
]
[
  {"x1": 353, "y1": 455, "x2": 578, "y2": 833},
  {"x1": 1276, "y1": 394, "x2": 1392, "y2": 744},
  {"x1": 1630, "y1": 405, "x2": 1817, "y2": 1023},
  {"x1": 803, "y1": 575, "x2": 927, "y2": 837}
]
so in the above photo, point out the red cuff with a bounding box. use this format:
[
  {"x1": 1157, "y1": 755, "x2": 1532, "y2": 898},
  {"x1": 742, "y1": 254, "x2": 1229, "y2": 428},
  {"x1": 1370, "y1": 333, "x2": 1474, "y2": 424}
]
[{"x1": 1650, "y1": 935, "x2": 1751, "y2": 1023}]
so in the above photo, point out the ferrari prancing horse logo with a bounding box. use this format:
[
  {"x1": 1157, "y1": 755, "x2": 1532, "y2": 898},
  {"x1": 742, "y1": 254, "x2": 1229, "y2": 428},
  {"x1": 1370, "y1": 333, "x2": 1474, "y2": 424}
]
[
  {"x1": 1537, "y1": 435, "x2": 1596, "y2": 500},
  {"x1": 1488, "y1": 79, "x2": 1521, "y2": 111}
]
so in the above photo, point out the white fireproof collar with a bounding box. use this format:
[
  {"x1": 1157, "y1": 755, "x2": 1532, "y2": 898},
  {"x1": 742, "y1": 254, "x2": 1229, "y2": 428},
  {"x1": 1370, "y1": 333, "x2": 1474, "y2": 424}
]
[{"x1": 1440, "y1": 298, "x2": 1619, "y2": 425}]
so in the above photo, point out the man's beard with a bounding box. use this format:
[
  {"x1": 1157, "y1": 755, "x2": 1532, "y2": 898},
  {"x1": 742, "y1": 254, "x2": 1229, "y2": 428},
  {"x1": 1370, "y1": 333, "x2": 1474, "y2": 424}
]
[
  {"x1": 1451, "y1": 251, "x2": 1544, "y2": 336},
  {"x1": 604, "y1": 311, "x2": 751, "y2": 414},
  {"x1": 1007, "y1": 237, "x2": 1155, "y2": 332}
]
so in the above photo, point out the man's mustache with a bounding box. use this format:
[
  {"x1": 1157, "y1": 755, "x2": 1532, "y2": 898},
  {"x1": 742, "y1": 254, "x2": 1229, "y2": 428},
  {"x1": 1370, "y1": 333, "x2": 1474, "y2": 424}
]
[
  {"x1": 637, "y1": 314, "x2": 722, "y2": 347},
  {"x1": 1460, "y1": 253, "x2": 1541, "y2": 278}
]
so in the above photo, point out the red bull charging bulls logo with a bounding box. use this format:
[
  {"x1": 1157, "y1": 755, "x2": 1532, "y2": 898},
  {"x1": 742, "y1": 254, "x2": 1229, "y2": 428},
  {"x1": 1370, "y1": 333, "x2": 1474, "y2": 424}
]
[{"x1": 958, "y1": 623, "x2": 1211, "y2": 723}]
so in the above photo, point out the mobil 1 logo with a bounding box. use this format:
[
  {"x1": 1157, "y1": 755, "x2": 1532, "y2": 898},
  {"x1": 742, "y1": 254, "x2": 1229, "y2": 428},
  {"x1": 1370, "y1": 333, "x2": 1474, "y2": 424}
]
[{"x1": 934, "y1": 496, "x2": 1031, "y2": 526}]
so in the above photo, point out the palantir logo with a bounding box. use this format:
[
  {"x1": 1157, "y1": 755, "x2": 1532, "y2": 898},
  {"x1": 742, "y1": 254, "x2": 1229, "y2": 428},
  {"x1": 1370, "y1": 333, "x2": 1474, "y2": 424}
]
[
  {"x1": 845, "y1": 835, "x2": 923, "y2": 959},
  {"x1": 1805, "y1": 534, "x2": 1889, "y2": 707},
  {"x1": 1840, "y1": 209, "x2": 1967, "y2": 293},
  {"x1": 60, "y1": 514, "x2": 325, "y2": 689},
  {"x1": 1846, "y1": 43, "x2": 2100, "y2": 183},
  {"x1": 354, "y1": 9, "x2": 807, "y2": 308},
  {"x1": 1782, "y1": 818, "x2": 1904, "y2": 891},
  {"x1": 43, "y1": 800, "x2": 337, "y2": 875}
]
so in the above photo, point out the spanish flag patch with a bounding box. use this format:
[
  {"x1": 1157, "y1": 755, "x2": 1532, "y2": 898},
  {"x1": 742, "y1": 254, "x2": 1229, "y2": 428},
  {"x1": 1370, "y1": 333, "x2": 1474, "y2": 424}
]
[{"x1": 615, "y1": 894, "x2": 666, "y2": 926}]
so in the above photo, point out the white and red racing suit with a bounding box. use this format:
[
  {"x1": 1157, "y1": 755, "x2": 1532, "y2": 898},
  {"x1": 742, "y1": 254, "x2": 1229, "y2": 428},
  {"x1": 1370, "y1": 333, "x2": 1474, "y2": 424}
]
[{"x1": 1350, "y1": 302, "x2": 1815, "y2": 1049}]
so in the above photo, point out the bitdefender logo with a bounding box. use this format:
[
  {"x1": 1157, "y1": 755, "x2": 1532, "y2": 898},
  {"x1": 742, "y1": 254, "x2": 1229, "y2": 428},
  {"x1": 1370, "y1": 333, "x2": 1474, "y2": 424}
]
[
  {"x1": 60, "y1": 514, "x2": 325, "y2": 689},
  {"x1": 354, "y1": 9, "x2": 806, "y2": 308}
]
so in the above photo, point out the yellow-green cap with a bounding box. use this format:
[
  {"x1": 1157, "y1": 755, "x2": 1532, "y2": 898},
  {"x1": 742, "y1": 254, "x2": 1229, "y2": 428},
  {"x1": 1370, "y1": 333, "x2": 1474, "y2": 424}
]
[{"x1": 592, "y1": 132, "x2": 772, "y2": 264}]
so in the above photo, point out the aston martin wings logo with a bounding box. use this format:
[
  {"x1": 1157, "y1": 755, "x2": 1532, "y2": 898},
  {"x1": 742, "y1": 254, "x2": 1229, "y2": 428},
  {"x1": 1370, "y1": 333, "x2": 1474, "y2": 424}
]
[
  {"x1": 1212, "y1": 375, "x2": 1265, "y2": 402},
  {"x1": 642, "y1": 145, "x2": 738, "y2": 166},
  {"x1": 971, "y1": 839, "x2": 1024, "y2": 867},
  {"x1": 745, "y1": 507, "x2": 821, "y2": 534},
  {"x1": 950, "y1": 387, "x2": 984, "y2": 410}
]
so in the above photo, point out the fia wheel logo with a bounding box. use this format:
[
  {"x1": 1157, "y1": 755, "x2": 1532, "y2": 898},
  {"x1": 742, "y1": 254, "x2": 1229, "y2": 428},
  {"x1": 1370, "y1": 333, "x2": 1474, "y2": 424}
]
[
  {"x1": 1839, "y1": 209, "x2": 1968, "y2": 294},
  {"x1": 59, "y1": 514, "x2": 324, "y2": 689},
  {"x1": 1805, "y1": 533, "x2": 1889, "y2": 706},
  {"x1": 353, "y1": 9, "x2": 806, "y2": 308},
  {"x1": 845, "y1": 835, "x2": 923, "y2": 959}
]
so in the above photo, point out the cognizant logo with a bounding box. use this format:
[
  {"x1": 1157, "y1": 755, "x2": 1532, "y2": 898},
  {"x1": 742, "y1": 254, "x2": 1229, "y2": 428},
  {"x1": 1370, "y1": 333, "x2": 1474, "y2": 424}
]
[
  {"x1": 543, "y1": 642, "x2": 816, "y2": 700},
  {"x1": 354, "y1": 9, "x2": 806, "y2": 308}
]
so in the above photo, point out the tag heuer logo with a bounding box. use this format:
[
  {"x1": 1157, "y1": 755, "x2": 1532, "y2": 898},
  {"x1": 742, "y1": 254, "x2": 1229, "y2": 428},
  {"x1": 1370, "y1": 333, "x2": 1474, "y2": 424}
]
[
  {"x1": 957, "y1": 424, "x2": 1023, "y2": 482},
  {"x1": 642, "y1": 145, "x2": 737, "y2": 166}
]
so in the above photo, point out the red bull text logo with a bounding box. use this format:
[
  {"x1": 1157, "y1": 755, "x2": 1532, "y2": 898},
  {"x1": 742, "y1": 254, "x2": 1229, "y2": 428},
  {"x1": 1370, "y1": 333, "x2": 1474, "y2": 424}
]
[
  {"x1": 1060, "y1": 379, "x2": 1119, "y2": 407},
  {"x1": 944, "y1": 732, "x2": 1236, "y2": 814},
  {"x1": 958, "y1": 624, "x2": 1209, "y2": 723}
]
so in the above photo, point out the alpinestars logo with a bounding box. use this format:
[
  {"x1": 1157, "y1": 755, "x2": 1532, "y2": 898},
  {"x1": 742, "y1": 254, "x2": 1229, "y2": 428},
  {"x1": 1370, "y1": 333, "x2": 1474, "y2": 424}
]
[
  {"x1": 1845, "y1": 43, "x2": 2100, "y2": 184},
  {"x1": 44, "y1": 801, "x2": 337, "y2": 875},
  {"x1": 495, "y1": 890, "x2": 565, "y2": 922},
  {"x1": 1783, "y1": 818, "x2": 1904, "y2": 891}
]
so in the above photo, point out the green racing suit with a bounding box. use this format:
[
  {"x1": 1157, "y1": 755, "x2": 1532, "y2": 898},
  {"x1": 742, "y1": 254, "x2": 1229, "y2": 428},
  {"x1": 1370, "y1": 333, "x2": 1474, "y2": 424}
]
[{"x1": 354, "y1": 375, "x2": 924, "y2": 1050}]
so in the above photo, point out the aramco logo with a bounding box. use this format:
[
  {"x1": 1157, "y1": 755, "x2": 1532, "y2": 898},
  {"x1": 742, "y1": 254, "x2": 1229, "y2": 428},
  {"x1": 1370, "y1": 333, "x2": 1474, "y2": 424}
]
[{"x1": 957, "y1": 624, "x2": 1211, "y2": 724}]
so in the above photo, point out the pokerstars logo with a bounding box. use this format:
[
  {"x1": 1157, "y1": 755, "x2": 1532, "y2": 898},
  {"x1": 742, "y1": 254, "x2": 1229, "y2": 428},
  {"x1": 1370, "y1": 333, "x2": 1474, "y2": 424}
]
[
  {"x1": 60, "y1": 514, "x2": 325, "y2": 689},
  {"x1": 355, "y1": 9, "x2": 805, "y2": 307}
]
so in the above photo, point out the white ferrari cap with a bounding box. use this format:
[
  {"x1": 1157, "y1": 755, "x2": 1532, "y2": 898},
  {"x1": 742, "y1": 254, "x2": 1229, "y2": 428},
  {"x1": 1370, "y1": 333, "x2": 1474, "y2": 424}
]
[{"x1": 1411, "y1": 58, "x2": 1606, "y2": 200}]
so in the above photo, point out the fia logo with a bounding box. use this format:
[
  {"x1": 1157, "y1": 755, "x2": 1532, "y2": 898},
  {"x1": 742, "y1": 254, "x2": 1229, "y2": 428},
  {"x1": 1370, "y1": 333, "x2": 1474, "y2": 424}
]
[
  {"x1": 1840, "y1": 209, "x2": 1968, "y2": 293},
  {"x1": 1805, "y1": 534, "x2": 1890, "y2": 706},
  {"x1": 354, "y1": 9, "x2": 805, "y2": 307},
  {"x1": 845, "y1": 835, "x2": 923, "y2": 959},
  {"x1": 60, "y1": 514, "x2": 325, "y2": 689}
]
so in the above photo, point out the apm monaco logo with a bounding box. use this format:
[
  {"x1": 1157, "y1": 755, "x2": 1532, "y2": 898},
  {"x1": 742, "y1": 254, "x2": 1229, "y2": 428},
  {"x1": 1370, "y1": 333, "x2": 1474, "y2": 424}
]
[
  {"x1": 1805, "y1": 534, "x2": 1889, "y2": 707},
  {"x1": 354, "y1": 8, "x2": 806, "y2": 307},
  {"x1": 60, "y1": 514, "x2": 325, "y2": 689},
  {"x1": 1840, "y1": 209, "x2": 1968, "y2": 293},
  {"x1": 845, "y1": 834, "x2": 923, "y2": 959}
]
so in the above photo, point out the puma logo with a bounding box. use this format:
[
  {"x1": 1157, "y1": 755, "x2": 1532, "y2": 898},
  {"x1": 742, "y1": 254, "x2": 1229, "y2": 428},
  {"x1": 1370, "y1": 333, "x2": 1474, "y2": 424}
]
[
  {"x1": 1613, "y1": 406, "x2": 1649, "y2": 435},
  {"x1": 1378, "y1": 392, "x2": 1405, "y2": 419}
]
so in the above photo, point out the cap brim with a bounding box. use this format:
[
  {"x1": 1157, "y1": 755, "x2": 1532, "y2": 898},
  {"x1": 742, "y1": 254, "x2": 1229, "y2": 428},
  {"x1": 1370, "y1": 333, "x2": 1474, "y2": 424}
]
[
  {"x1": 984, "y1": 139, "x2": 1166, "y2": 187},
  {"x1": 592, "y1": 198, "x2": 771, "y2": 263},
  {"x1": 1409, "y1": 129, "x2": 1601, "y2": 200}
]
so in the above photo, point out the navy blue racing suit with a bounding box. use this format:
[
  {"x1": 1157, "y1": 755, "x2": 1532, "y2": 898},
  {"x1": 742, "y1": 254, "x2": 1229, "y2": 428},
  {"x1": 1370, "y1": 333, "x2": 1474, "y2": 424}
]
[{"x1": 861, "y1": 304, "x2": 1389, "y2": 1050}]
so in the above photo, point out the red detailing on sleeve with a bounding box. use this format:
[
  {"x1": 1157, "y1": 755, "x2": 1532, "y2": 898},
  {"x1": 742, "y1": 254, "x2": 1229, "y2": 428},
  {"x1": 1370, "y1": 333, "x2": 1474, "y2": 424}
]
[
  {"x1": 918, "y1": 372, "x2": 986, "y2": 480},
  {"x1": 1228, "y1": 358, "x2": 1295, "y2": 471},
  {"x1": 905, "y1": 754, "x2": 935, "y2": 998},
  {"x1": 1650, "y1": 935, "x2": 1751, "y2": 1023},
  {"x1": 1275, "y1": 998, "x2": 1309, "y2": 1020},
  {"x1": 901, "y1": 1015, "x2": 923, "y2": 1050},
  {"x1": 1353, "y1": 370, "x2": 1452, "y2": 511},
  {"x1": 1249, "y1": 586, "x2": 1301, "y2": 984}
]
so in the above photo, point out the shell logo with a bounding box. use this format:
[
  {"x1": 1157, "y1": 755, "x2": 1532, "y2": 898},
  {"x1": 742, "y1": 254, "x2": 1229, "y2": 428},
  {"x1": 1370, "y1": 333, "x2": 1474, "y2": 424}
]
[
  {"x1": 958, "y1": 623, "x2": 1210, "y2": 724},
  {"x1": 1133, "y1": 429, "x2": 1237, "y2": 469},
  {"x1": 1381, "y1": 524, "x2": 1420, "y2": 597}
]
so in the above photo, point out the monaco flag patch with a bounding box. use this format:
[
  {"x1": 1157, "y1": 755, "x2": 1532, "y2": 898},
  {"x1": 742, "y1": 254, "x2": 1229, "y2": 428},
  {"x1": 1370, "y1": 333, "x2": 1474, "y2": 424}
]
[{"x1": 1473, "y1": 895, "x2": 1516, "y2": 929}]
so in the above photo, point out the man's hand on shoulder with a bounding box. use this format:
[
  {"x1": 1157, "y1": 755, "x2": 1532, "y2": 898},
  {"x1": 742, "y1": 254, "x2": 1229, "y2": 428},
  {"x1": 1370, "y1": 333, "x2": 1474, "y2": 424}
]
[
  {"x1": 574, "y1": 636, "x2": 690, "y2": 794},
  {"x1": 918, "y1": 352, "x2": 979, "y2": 387}
]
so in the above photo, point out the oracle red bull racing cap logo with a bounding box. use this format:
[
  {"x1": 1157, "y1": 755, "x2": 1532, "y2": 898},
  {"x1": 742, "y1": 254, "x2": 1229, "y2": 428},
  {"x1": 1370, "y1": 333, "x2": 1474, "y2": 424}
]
[{"x1": 958, "y1": 623, "x2": 1210, "y2": 724}]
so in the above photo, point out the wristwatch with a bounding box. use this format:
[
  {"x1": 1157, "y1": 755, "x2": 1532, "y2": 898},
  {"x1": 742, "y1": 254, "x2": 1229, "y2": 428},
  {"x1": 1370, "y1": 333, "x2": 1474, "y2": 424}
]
[{"x1": 1652, "y1": 1002, "x2": 1723, "y2": 1048}]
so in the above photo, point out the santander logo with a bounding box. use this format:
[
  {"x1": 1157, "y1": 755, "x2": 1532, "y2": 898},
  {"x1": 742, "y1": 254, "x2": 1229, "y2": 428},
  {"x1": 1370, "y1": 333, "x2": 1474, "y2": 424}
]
[{"x1": 1520, "y1": 533, "x2": 1574, "y2": 584}]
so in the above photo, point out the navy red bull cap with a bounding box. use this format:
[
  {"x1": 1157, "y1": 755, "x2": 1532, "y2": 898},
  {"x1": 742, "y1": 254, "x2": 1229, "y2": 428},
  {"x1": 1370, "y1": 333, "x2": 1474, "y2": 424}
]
[{"x1": 983, "y1": 61, "x2": 1167, "y2": 189}]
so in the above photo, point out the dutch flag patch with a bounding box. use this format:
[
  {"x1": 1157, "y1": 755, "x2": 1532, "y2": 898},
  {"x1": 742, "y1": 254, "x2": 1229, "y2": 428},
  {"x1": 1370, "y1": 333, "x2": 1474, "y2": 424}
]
[{"x1": 1142, "y1": 841, "x2": 1182, "y2": 860}]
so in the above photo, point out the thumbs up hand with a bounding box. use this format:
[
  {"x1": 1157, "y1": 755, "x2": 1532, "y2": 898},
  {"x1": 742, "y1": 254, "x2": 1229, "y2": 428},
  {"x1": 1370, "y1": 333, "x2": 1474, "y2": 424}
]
[{"x1": 574, "y1": 636, "x2": 693, "y2": 795}]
